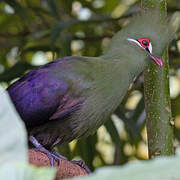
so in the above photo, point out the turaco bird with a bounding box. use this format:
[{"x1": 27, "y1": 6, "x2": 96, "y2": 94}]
[{"x1": 7, "y1": 9, "x2": 174, "y2": 172}]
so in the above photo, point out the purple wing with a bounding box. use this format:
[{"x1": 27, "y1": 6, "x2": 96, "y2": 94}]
[
  {"x1": 7, "y1": 66, "x2": 82, "y2": 127},
  {"x1": 50, "y1": 94, "x2": 84, "y2": 120}
]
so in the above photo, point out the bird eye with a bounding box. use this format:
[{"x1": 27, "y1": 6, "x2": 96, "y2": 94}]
[{"x1": 142, "y1": 40, "x2": 148, "y2": 46}]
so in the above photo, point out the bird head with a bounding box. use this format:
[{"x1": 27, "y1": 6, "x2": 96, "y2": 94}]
[
  {"x1": 102, "y1": 9, "x2": 175, "y2": 69},
  {"x1": 127, "y1": 37, "x2": 163, "y2": 67}
]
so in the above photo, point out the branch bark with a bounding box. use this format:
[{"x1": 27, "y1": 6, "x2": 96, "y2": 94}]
[
  {"x1": 28, "y1": 150, "x2": 88, "y2": 180},
  {"x1": 141, "y1": 0, "x2": 174, "y2": 158}
]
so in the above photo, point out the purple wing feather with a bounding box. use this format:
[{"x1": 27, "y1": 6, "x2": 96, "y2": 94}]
[
  {"x1": 50, "y1": 94, "x2": 84, "y2": 120},
  {"x1": 8, "y1": 66, "x2": 82, "y2": 127}
]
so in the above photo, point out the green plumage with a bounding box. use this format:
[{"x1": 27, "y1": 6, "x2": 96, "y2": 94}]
[
  {"x1": 65, "y1": 9, "x2": 175, "y2": 139},
  {"x1": 8, "y1": 9, "x2": 175, "y2": 148}
]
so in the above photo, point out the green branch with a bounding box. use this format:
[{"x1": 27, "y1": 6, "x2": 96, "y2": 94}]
[{"x1": 141, "y1": 0, "x2": 174, "y2": 158}]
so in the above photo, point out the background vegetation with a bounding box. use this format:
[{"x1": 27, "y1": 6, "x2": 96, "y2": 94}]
[{"x1": 0, "y1": 0, "x2": 180, "y2": 171}]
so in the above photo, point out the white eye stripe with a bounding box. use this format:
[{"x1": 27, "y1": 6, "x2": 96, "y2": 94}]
[
  {"x1": 127, "y1": 38, "x2": 143, "y2": 48},
  {"x1": 127, "y1": 38, "x2": 153, "y2": 54},
  {"x1": 148, "y1": 43, "x2": 152, "y2": 53}
]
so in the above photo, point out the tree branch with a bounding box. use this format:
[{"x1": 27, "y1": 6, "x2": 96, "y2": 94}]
[
  {"x1": 142, "y1": 0, "x2": 174, "y2": 158},
  {"x1": 28, "y1": 150, "x2": 88, "y2": 180}
]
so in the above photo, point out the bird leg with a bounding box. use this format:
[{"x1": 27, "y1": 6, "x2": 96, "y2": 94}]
[
  {"x1": 50, "y1": 149, "x2": 91, "y2": 174},
  {"x1": 29, "y1": 136, "x2": 60, "y2": 166},
  {"x1": 51, "y1": 149, "x2": 67, "y2": 160},
  {"x1": 71, "y1": 160, "x2": 91, "y2": 174},
  {"x1": 29, "y1": 136, "x2": 91, "y2": 173}
]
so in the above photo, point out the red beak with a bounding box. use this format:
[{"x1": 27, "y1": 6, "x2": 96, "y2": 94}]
[{"x1": 149, "y1": 54, "x2": 164, "y2": 67}]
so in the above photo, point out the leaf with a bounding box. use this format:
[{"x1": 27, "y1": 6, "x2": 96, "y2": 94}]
[
  {"x1": 60, "y1": 33, "x2": 73, "y2": 56},
  {"x1": 115, "y1": 106, "x2": 142, "y2": 142},
  {"x1": 0, "y1": 87, "x2": 56, "y2": 180},
  {"x1": 169, "y1": 11, "x2": 180, "y2": 32},
  {"x1": 0, "y1": 14, "x2": 18, "y2": 31},
  {"x1": 102, "y1": 0, "x2": 121, "y2": 12},
  {"x1": 105, "y1": 119, "x2": 128, "y2": 165},
  {"x1": 0, "y1": 163, "x2": 56, "y2": 180},
  {"x1": 104, "y1": 119, "x2": 122, "y2": 147},
  {"x1": 24, "y1": 45, "x2": 60, "y2": 52},
  {"x1": 74, "y1": 134, "x2": 98, "y2": 171},
  {"x1": 50, "y1": 19, "x2": 78, "y2": 45},
  {"x1": 0, "y1": 62, "x2": 35, "y2": 82},
  {"x1": 45, "y1": 0, "x2": 59, "y2": 18},
  {"x1": 4, "y1": 0, "x2": 29, "y2": 20},
  {"x1": 0, "y1": 87, "x2": 28, "y2": 164},
  {"x1": 68, "y1": 153, "x2": 180, "y2": 180},
  {"x1": 131, "y1": 97, "x2": 145, "y2": 128},
  {"x1": 58, "y1": 0, "x2": 72, "y2": 14}
]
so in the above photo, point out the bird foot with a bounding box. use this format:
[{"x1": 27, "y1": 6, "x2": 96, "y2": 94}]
[
  {"x1": 29, "y1": 136, "x2": 60, "y2": 166},
  {"x1": 51, "y1": 149, "x2": 67, "y2": 160},
  {"x1": 31, "y1": 147, "x2": 60, "y2": 166},
  {"x1": 51, "y1": 150, "x2": 91, "y2": 173},
  {"x1": 29, "y1": 136, "x2": 91, "y2": 173},
  {"x1": 71, "y1": 160, "x2": 91, "y2": 174}
]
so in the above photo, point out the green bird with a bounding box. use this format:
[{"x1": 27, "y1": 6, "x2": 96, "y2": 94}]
[{"x1": 7, "y1": 9, "x2": 174, "y2": 172}]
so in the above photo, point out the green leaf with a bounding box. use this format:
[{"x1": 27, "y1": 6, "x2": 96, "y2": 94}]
[
  {"x1": 60, "y1": 33, "x2": 73, "y2": 56},
  {"x1": 45, "y1": 0, "x2": 59, "y2": 18},
  {"x1": 68, "y1": 153, "x2": 180, "y2": 180},
  {"x1": 74, "y1": 134, "x2": 98, "y2": 171},
  {"x1": 105, "y1": 119, "x2": 128, "y2": 165},
  {"x1": 0, "y1": 163, "x2": 56, "y2": 180},
  {"x1": 58, "y1": 0, "x2": 72, "y2": 14},
  {"x1": 0, "y1": 87, "x2": 56, "y2": 180},
  {"x1": 50, "y1": 19, "x2": 78, "y2": 45},
  {"x1": 0, "y1": 87, "x2": 28, "y2": 164},
  {"x1": 0, "y1": 14, "x2": 19, "y2": 31},
  {"x1": 24, "y1": 45, "x2": 60, "y2": 53},
  {"x1": 0, "y1": 62, "x2": 35, "y2": 82},
  {"x1": 4, "y1": 0, "x2": 28, "y2": 20},
  {"x1": 104, "y1": 119, "x2": 122, "y2": 147},
  {"x1": 115, "y1": 107, "x2": 142, "y2": 142},
  {"x1": 103, "y1": 0, "x2": 121, "y2": 12},
  {"x1": 131, "y1": 97, "x2": 144, "y2": 123},
  {"x1": 170, "y1": 11, "x2": 180, "y2": 32}
]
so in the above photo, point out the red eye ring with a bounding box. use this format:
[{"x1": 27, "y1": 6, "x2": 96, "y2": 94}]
[{"x1": 137, "y1": 38, "x2": 150, "y2": 48}]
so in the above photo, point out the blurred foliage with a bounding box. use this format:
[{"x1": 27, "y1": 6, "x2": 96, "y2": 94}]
[
  {"x1": 2, "y1": 86, "x2": 180, "y2": 180},
  {"x1": 69, "y1": 152, "x2": 180, "y2": 180},
  {"x1": 0, "y1": 87, "x2": 56, "y2": 180},
  {"x1": 0, "y1": 0, "x2": 180, "y2": 171}
]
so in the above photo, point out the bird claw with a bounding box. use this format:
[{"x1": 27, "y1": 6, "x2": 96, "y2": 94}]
[
  {"x1": 32, "y1": 147, "x2": 91, "y2": 173},
  {"x1": 29, "y1": 136, "x2": 61, "y2": 166},
  {"x1": 71, "y1": 160, "x2": 91, "y2": 174},
  {"x1": 29, "y1": 136, "x2": 91, "y2": 172},
  {"x1": 50, "y1": 150, "x2": 91, "y2": 173},
  {"x1": 31, "y1": 147, "x2": 60, "y2": 166},
  {"x1": 51, "y1": 149, "x2": 67, "y2": 160}
]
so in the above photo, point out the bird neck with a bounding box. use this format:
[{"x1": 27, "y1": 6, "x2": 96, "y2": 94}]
[
  {"x1": 100, "y1": 31, "x2": 149, "y2": 80},
  {"x1": 105, "y1": 27, "x2": 149, "y2": 58}
]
